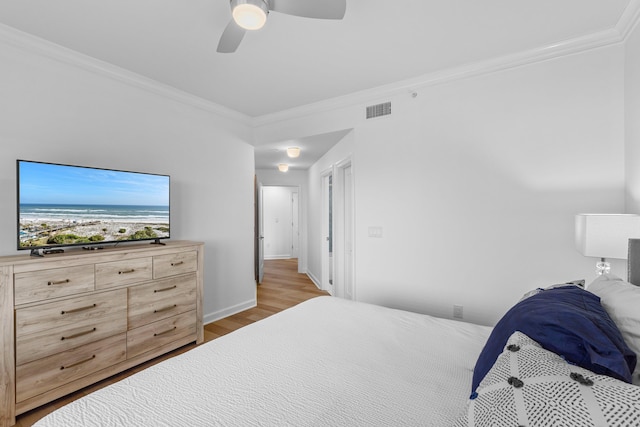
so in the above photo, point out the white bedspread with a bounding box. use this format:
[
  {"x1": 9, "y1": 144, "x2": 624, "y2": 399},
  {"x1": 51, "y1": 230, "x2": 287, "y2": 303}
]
[{"x1": 35, "y1": 296, "x2": 492, "y2": 426}]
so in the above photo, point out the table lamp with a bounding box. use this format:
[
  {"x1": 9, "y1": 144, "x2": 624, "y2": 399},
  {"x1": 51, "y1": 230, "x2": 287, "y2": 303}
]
[{"x1": 575, "y1": 214, "x2": 640, "y2": 275}]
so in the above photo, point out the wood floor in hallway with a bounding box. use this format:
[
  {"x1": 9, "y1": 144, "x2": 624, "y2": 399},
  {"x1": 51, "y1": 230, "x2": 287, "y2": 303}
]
[{"x1": 204, "y1": 258, "x2": 329, "y2": 340}]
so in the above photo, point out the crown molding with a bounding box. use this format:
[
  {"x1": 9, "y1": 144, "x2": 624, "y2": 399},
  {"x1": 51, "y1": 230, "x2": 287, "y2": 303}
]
[
  {"x1": 252, "y1": 0, "x2": 640, "y2": 127},
  {"x1": 618, "y1": 0, "x2": 640, "y2": 40},
  {"x1": 0, "y1": 23, "x2": 253, "y2": 127},
  {"x1": 252, "y1": 26, "x2": 626, "y2": 127},
  {"x1": 3, "y1": 2, "x2": 639, "y2": 132}
]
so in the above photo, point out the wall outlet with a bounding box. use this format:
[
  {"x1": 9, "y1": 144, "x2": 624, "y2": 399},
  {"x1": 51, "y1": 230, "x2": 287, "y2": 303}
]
[{"x1": 453, "y1": 305, "x2": 463, "y2": 319}]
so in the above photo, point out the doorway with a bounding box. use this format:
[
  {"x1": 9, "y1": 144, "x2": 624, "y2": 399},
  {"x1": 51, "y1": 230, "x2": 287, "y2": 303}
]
[
  {"x1": 321, "y1": 170, "x2": 334, "y2": 294},
  {"x1": 291, "y1": 191, "x2": 299, "y2": 258},
  {"x1": 334, "y1": 159, "x2": 354, "y2": 300},
  {"x1": 321, "y1": 158, "x2": 354, "y2": 299},
  {"x1": 255, "y1": 178, "x2": 264, "y2": 284},
  {"x1": 261, "y1": 186, "x2": 300, "y2": 261}
]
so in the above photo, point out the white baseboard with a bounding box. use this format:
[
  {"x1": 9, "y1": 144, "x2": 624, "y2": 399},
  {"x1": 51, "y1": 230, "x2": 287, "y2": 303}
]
[
  {"x1": 203, "y1": 298, "x2": 257, "y2": 325},
  {"x1": 203, "y1": 271, "x2": 321, "y2": 325},
  {"x1": 306, "y1": 270, "x2": 322, "y2": 290}
]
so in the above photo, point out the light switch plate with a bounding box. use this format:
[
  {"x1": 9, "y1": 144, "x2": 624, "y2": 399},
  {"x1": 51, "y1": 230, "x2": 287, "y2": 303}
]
[{"x1": 368, "y1": 226, "x2": 383, "y2": 238}]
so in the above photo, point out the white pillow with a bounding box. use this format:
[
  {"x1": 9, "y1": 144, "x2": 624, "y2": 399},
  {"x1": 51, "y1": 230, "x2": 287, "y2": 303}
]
[
  {"x1": 588, "y1": 274, "x2": 640, "y2": 385},
  {"x1": 455, "y1": 331, "x2": 640, "y2": 427},
  {"x1": 518, "y1": 280, "x2": 585, "y2": 302}
]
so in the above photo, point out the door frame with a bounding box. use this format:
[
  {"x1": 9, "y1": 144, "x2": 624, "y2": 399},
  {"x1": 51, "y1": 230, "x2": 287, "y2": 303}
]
[
  {"x1": 321, "y1": 168, "x2": 334, "y2": 295},
  {"x1": 291, "y1": 190, "x2": 299, "y2": 259},
  {"x1": 255, "y1": 178, "x2": 264, "y2": 284},
  {"x1": 333, "y1": 157, "x2": 355, "y2": 300}
]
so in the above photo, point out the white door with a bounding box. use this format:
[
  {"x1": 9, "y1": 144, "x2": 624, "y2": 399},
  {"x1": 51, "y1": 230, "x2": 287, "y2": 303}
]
[
  {"x1": 263, "y1": 186, "x2": 298, "y2": 259},
  {"x1": 321, "y1": 171, "x2": 334, "y2": 294},
  {"x1": 258, "y1": 183, "x2": 264, "y2": 284},
  {"x1": 343, "y1": 165, "x2": 354, "y2": 300},
  {"x1": 332, "y1": 159, "x2": 354, "y2": 300},
  {"x1": 291, "y1": 191, "x2": 299, "y2": 259}
]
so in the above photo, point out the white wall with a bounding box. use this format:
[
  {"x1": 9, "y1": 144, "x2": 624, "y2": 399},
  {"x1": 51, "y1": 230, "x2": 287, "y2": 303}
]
[
  {"x1": 256, "y1": 45, "x2": 626, "y2": 326},
  {"x1": 626, "y1": 20, "x2": 640, "y2": 213},
  {"x1": 356, "y1": 47, "x2": 625, "y2": 325},
  {"x1": 0, "y1": 35, "x2": 257, "y2": 323}
]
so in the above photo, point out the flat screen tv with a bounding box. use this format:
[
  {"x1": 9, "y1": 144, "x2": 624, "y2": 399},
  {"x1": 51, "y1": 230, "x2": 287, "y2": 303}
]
[{"x1": 17, "y1": 160, "x2": 170, "y2": 254}]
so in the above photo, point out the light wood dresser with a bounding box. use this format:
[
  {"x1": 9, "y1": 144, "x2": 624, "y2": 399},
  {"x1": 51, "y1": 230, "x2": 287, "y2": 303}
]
[{"x1": 0, "y1": 240, "x2": 204, "y2": 427}]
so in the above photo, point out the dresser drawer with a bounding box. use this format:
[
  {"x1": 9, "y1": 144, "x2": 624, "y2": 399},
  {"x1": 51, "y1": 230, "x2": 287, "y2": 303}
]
[
  {"x1": 95, "y1": 257, "x2": 152, "y2": 290},
  {"x1": 127, "y1": 311, "x2": 196, "y2": 359},
  {"x1": 14, "y1": 265, "x2": 95, "y2": 305},
  {"x1": 16, "y1": 289, "x2": 127, "y2": 365},
  {"x1": 128, "y1": 273, "x2": 196, "y2": 329},
  {"x1": 16, "y1": 333, "x2": 126, "y2": 403},
  {"x1": 153, "y1": 250, "x2": 197, "y2": 279}
]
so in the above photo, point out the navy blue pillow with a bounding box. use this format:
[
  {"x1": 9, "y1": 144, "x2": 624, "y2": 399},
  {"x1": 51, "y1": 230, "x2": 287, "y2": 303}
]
[{"x1": 471, "y1": 286, "x2": 636, "y2": 392}]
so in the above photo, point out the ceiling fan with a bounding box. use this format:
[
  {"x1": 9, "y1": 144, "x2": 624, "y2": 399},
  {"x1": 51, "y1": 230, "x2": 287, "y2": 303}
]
[{"x1": 217, "y1": 0, "x2": 347, "y2": 53}]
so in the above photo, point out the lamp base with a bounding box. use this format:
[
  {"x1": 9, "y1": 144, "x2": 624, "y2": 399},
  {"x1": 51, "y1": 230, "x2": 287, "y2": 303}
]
[{"x1": 596, "y1": 258, "x2": 611, "y2": 275}]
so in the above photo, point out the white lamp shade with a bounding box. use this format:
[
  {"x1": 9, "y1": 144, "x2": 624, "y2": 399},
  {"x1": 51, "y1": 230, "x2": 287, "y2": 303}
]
[
  {"x1": 575, "y1": 214, "x2": 640, "y2": 259},
  {"x1": 278, "y1": 163, "x2": 289, "y2": 172}
]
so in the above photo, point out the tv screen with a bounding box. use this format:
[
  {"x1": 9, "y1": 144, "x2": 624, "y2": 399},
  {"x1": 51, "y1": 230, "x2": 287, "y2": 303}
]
[{"x1": 17, "y1": 160, "x2": 170, "y2": 252}]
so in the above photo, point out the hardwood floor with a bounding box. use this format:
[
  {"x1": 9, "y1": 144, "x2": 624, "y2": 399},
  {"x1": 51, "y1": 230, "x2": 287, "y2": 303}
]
[
  {"x1": 15, "y1": 258, "x2": 326, "y2": 426},
  {"x1": 205, "y1": 258, "x2": 329, "y2": 340}
]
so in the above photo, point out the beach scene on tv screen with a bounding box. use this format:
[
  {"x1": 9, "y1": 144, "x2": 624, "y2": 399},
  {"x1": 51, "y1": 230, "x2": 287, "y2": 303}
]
[{"x1": 18, "y1": 162, "x2": 169, "y2": 248}]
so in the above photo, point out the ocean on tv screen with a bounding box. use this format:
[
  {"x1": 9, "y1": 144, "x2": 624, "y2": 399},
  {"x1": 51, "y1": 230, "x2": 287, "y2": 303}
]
[{"x1": 18, "y1": 203, "x2": 170, "y2": 248}]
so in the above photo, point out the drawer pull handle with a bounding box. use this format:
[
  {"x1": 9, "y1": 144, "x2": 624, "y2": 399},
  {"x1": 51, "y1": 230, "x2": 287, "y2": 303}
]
[
  {"x1": 171, "y1": 261, "x2": 184, "y2": 266},
  {"x1": 154, "y1": 304, "x2": 177, "y2": 313},
  {"x1": 61, "y1": 354, "x2": 95, "y2": 370},
  {"x1": 61, "y1": 328, "x2": 97, "y2": 341},
  {"x1": 48, "y1": 279, "x2": 70, "y2": 286},
  {"x1": 118, "y1": 269, "x2": 135, "y2": 275},
  {"x1": 154, "y1": 326, "x2": 177, "y2": 337},
  {"x1": 61, "y1": 304, "x2": 97, "y2": 315},
  {"x1": 154, "y1": 285, "x2": 177, "y2": 293}
]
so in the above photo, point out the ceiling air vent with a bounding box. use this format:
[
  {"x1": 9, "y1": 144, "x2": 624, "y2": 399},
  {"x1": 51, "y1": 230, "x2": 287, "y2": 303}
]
[{"x1": 366, "y1": 102, "x2": 391, "y2": 119}]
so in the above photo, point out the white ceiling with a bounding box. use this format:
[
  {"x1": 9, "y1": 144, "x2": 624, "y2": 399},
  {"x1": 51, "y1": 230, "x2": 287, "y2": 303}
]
[
  {"x1": 254, "y1": 129, "x2": 352, "y2": 169},
  {"x1": 0, "y1": 0, "x2": 633, "y2": 169}
]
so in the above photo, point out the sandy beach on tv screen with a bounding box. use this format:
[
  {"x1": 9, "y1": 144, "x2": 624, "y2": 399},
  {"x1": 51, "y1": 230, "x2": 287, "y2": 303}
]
[{"x1": 19, "y1": 219, "x2": 169, "y2": 247}]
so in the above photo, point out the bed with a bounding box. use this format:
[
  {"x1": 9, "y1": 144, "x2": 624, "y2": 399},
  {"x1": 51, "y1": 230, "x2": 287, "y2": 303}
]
[
  {"x1": 34, "y1": 296, "x2": 492, "y2": 426},
  {"x1": 35, "y1": 247, "x2": 640, "y2": 426}
]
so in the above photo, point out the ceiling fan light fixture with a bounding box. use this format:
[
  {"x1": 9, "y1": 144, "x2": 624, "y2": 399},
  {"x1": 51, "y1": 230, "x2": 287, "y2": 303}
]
[
  {"x1": 286, "y1": 147, "x2": 300, "y2": 158},
  {"x1": 278, "y1": 163, "x2": 289, "y2": 172},
  {"x1": 232, "y1": 0, "x2": 269, "y2": 30}
]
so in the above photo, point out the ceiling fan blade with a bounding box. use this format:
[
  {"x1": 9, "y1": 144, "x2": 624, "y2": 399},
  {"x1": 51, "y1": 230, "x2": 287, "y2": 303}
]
[
  {"x1": 217, "y1": 20, "x2": 246, "y2": 53},
  {"x1": 269, "y1": 0, "x2": 346, "y2": 19}
]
